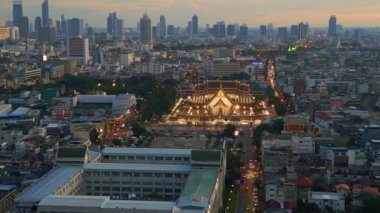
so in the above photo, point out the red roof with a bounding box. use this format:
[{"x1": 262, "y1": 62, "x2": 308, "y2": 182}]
[
  {"x1": 296, "y1": 175, "x2": 313, "y2": 187},
  {"x1": 283, "y1": 201, "x2": 294, "y2": 210},
  {"x1": 264, "y1": 199, "x2": 281, "y2": 209}
]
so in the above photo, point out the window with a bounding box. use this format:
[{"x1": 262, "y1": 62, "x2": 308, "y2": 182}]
[
  {"x1": 134, "y1": 188, "x2": 141, "y2": 192},
  {"x1": 102, "y1": 186, "x2": 110, "y2": 191},
  {"x1": 143, "y1": 182, "x2": 153, "y2": 185},
  {"x1": 155, "y1": 156, "x2": 164, "y2": 161},
  {"x1": 175, "y1": 173, "x2": 181, "y2": 178},
  {"x1": 165, "y1": 188, "x2": 173, "y2": 193},
  {"x1": 112, "y1": 187, "x2": 120, "y2": 191},
  {"x1": 103, "y1": 172, "x2": 110, "y2": 176},
  {"x1": 142, "y1": 173, "x2": 153, "y2": 177},
  {"x1": 94, "y1": 181, "x2": 100, "y2": 184},
  {"x1": 155, "y1": 188, "x2": 163, "y2": 192},
  {"x1": 122, "y1": 172, "x2": 132, "y2": 177},
  {"x1": 128, "y1": 156, "x2": 135, "y2": 160},
  {"x1": 119, "y1": 156, "x2": 126, "y2": 160},
  {"x1": 111, "y1": 181, "x2": 120, "y2": 185},
  {"x1": 136, "y1": 156, "x2": 145, "y2": 160},
  {"x1": 147, "y1": 156, "x2": 153, "y2": 160},
  {"x1": 165, "y1": 182, "x2": 173, "y2": 186},
  {"x1": 175, "y1": 189, "x2": 181, "y2": 193},
  {"x1": 183, "y1": 157, "x2": 190, "y2": 162},
  {"x1": 155, "y1": 182, "x2": 163, "y2": 186},
  {"x1": 112, "y1": 172, "x2": 120, "y2": 176},
  {"x1": 175, "y1": 183, "x2": 181, "y2": 186},
  {"x1": 175, "y1": 157, "x2": 182, "y2": 161},
  {"x1": 165, "y1": 157, "x2": 173, "y2": 161},
  {"x1": 94, "y1": 186, "x2": 100, "y2": 191},
  {"x1": 122, "y1": 187, "x2": 132, "y2": 191},
  {"x1": 133, "y1": 172, "x2": 141, "y2": 177},
  {"x1": 122, "y1": 181, "x2": 132, "y2": 184},
  {"x1": 165, "y1": 173, "x2": 173, "y2": 178},
  {"x1": 110, "y1": 155, "x2": 117, "y2": 160},
  {"x1": 143, "y1": 188, "x2": 152, "y2": 192},
  {"x1": 102, "y1": 181, "x2": 110, "y2": 184},
  {"x1": 154, "y1": 173, "x2": 162, "y2": 177},
  {"x1": 134, "y1": 181, "x2": 141, "y2": 185}
]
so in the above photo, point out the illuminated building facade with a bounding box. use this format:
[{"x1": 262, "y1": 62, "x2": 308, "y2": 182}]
[{"x1": 171, "y1": 81, "x2": 262, "y2": 125}]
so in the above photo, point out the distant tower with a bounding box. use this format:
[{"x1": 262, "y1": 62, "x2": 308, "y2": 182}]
[
  {"x1": 140, "y1": 13, "x2": 152, "y2": 49},
  {"x1": 67, "y1": 36, "x2": 90, "y2": 65},
  {"x1": 34, "y1": 16, "x2": 41, "y2": 38},
  {"x1": 159, "y1": 15, "x2": 166, "y2": 38},
  {"x1": 42, "y1": 0, "x2": 49, "y2": 27},
  {"x1": 13, "y1": 0, "x2": 23, "y2": 27},
  {"x1": 328, "y1": 15, "x2": 337, "y2": 36},
  {"x1": 192, "y1": 14, "x2": 198, "y2": 35}
]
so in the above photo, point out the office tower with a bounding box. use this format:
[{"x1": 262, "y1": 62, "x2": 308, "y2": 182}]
[
  {"x1": 42, "y1": 0, "x2": 49, "y2": 27},
  {"x1": 67, "y1": 36, "x2": 90, "y2": 65},
  {"x1": 167, "y1": 25, "x2": 175, "y2": 36},
  {"x1": 13, "y1": 0, "x2": 23, "y2": 28},
  {"x1": 277, "y1": 27, "x2": 288, "y2": 40},
  {"x1": 60, "y1": 15, "x2": 67, "y2": 35},
  {"x1": 354, "y1": 29, "x2": 362, "y2": 40},
  {"x1": 87, "y1": 27, "x2": 95, "y2": 47},
  {"x1": 267, "y1": 23, "x2": 273, "y2": 38},
  {"x1": 19, "y1": 16, "x2": 29, "y2": 37},
  {"x1": 290, "y1": 25, "x2": 298, "y2": 39},
  {"x1": 227, "y1": 24, "x2": 235, "y2": 36},
  {"x1": 159, "y1": 15, "x2": 166, "y2": 38},
  {"x1": 328, "y1": 15, "x2": 337, "y2": 36},
  {"x1": 186, "y1": 21, "x2": 192, "y2": 35},
  {"x1": 107, "y1": 12, "x2": 116, "y2": 35},
  {"x1": 192, "y1": 14, "x2": 198, "y2": 35},
  {"x1": 9, "y1": 26, "x2": 20, "y2": 41},
  {"x1": 259, "y1": 25, "x2": 267, "y2": 37},
  {"x1": 38, "y1": 26, "x2": 56, "y2": 43},
  {"x1": 298, "y1": 22, "x2": 308, "y2": 41},
  {"x1": 56, "y1": 20, "x2": 61, "y2": 35},
  {"x1": 67, "y1": 18, "x2": 83, "y2": 37},
  {"x1": 140, "y1": 13, "x2": 152, "y2": 48},
  {"x1": 213, "y1": 21, "x2": 226, "y2": 38},
  {"x1": 114, "y1": 18, "x2": 123, "y2": 39},
  {"x1": 34, "y1": 16, "x2": 42, "y2": 37},
  {"x1": 239, "y1": 24, "x2": 248, "y2": 38},
  {"x1": 152, "y1": 26, "x2": 158, "y2": 39}
]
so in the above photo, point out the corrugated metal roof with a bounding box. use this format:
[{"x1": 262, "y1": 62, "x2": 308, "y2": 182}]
[{"x1": 102, "y1": 147, "x2": 191, "y2": 156}]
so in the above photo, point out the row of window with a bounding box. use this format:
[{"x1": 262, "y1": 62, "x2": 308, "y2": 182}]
[
  {"x1": 86, "y1": 180, "x2": 183, "y2": 186},
  {"x1": 85, "y1": 171, "x2": 189, "y2": 178},
  {"x1": 87, "y1": 186, "x2": 181, "y2": 193},
  {"x1": 103, "y1": 155, "x2": 190, "y2": 162}
]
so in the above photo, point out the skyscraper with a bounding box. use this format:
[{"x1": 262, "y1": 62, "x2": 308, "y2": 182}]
[
  {"x1": 67, "y1": 18, "x2": 83, "y2": 37},
  {"x1": 277, "y1": 27, "x2": 288, "y2": 40},
  {"x1": 13, "y1": 0, "x2": 23, "y2": 28},
  {"x1": 239, "y1": 24, "x2": 248, "y2": 38},
  {"x1": 259, "y1": 25, "x2": 267, "y2": 37},
  {"x1": 167, "y1": 25, "x2": 175, "y2": 36},
  {"x1": 140, "y1": 13, "x2": 152, "y2": 48},
  {"x1": 227, "y1": 24, "x2": 236, "y2": 36},
  {"x1": 34, "y1": 16, "x2": 41, "y2": 38},
  {"x1": 61, "y1": 15, "x2": 67, "y2": 35},
  {"x1": 159, "y1": 15, "x2": 166, "y2": 38},
  {"x1": 107, "y1": 12, "x2": 123, "y2": 39},
  {"x1": 192, "y1": 14, "x2": 198, "y2": 35},
  {"x1": 19, "y1": 16, "x2": 29, "y2": 37},
  {"x1": 328, "y1": 15, "x2": 337, "y2": 36},
  {"x1": 42, "y1": 0, "x2": 49, "y2": 27},
  {"x1": 107, "y1": 12, "x2": 117, "y2": 35},
  {"x1": 298, "y1": 22, "x2": 308, "y2": 41},
  {"x1": 114, "y1": 18, "x2": 124, "y2": 39},
  {"x1": 290, "y1": 25, "x2": 298, "y2": 39},
  {"x1": 213, "y1": 21, "x2": 226, "y2": 38}
]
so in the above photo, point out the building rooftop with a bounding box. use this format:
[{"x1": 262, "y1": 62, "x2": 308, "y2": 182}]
[
  {"x1": 0, "y1": 184, "x2": 16, "y2": 191},
  {"x1": 16, "y1": 166, "x2": 82, "y2": 205},
  {"x1": 191, "y1": 150, "x2": 221, "y2": 162},
  {"x1": 57, "y1": 147, "x2": 87, "y2": 158},
  {"x1": 83, "y1": 163, "x2": 192, "y2": 172},
  {"x1": 177, "y1": 168, "x2": 219, "y2": 209},
  {"x1": 102, "y1": 147, "x2": 191, "y2": 156},
  {"x1": 309, "y1": 191, "x2": 345, "y2": 200},
  {"x1": 39, "y1": 195, "x2": 176, "y2": 211}
]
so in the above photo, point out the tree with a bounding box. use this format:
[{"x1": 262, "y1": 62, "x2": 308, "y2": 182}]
[
  {"x1": 112, "y1": 138, "x2": 123, "y2": 147},
  {"x1": 271, "y1": 119, "x2": 284, "y2": 133},
  {"x1": 295, "y1": 202, "x2": 321, "y2": 213},
  {"x1": 223, "y1": 124, "x2": 237, "y2": 138},
  {"x1": 132, "y1": 123, "x2": 146, "y2": 137},
  {"x1": 362, "y1": 198, "x2": 380, "y2": 213}
]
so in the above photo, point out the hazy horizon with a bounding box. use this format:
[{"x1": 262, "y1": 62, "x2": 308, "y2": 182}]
[{"x1": 1, "y1": 0, "x2": 380, "y2": 28}]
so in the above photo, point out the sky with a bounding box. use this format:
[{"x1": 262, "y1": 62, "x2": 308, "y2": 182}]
[{"x1": 1, "y1": 0, "x2": 380, "y2": 28}]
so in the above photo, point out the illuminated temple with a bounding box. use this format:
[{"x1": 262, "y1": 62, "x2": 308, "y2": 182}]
[{"x1": 169, "y1": 81, "x2": 263, "y2": 125}]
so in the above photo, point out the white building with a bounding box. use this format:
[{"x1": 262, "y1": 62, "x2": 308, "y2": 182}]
[
  {"x1": 77, "y1": 93, "x2": 136, "y2": 112},
  {"x1": 307, "y1": 191, "x2": 345, "y2": 212},
  {"x1": 137, "y1": 62, "x2": 165, "y2": 74}
]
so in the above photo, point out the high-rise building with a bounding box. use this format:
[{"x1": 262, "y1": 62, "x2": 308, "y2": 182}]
[
  {"x1": 159, "y1": 15, "x2": 166, "y2": 38},
  {"x1": 34, "y1": 17, "x2": 42, "y2": 37},
  {"x1": 38, "y1": 26, "x2": 56, "y2": 43},
  {"x1": 328, "y1": 15, "x2": 337, "y2": 36},
  {"x1": 192, "y1": 14, "x2": 198, "y2": 35},
  {"x1": 42, "y1": 0, "x2": 49, "y2": 27},
  {"x1": 86, "y1": 27, "x2": 95, "y2": 47},
  {"x1": 67, "y1": 36, "x2": 90, "y2": 65},
  {"x1": 227, "y1": 24, "x2": 235, "y2": 36},
  {"x1": 107, "y1": 12, "x2": 123, "y2": 39},
  {"x1": 167, "y1": 25, "x2": 175, "y2": 36},
  {"x1": 239, "y1": 24, "x2": 248, "y2": 38},
  {"x1": 213, "y1": 21, "x2": 226, "y2": 38},
  {"x1": 13, "y1": 0, "x2": 23, "y2": 28},
  {"x1": 259, "y1": 25, "x2": 267, "y2": 37},
  {"x1": 67, "y1": 18, "x2": 83, "y2": 37},
  {"x1": 277, "y1": 27, "x2": 288, "y2": 40},
  {"x1": 61, "y1": 15, "x2": 67, "y2": 35},
  {"x1": 19, "y1": 16, "x2": 29, "y2": 38},
  {"x1": 152, "y1": 26, "x2": 158, "y2": 39},
  {"x1": 140, "y1": 13, "x2": 152, "y2": 49},
  {"x1": 290, "y1": 25, "x2": 298, "y2": 39},
  {"x1": 298, "y1": 22, "x2": 308, "y2": 41}
]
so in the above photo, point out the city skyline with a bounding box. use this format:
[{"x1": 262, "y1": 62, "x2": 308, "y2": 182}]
[{"x1": 1, "y1": 0, "x2": 380, "y2": 28}]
